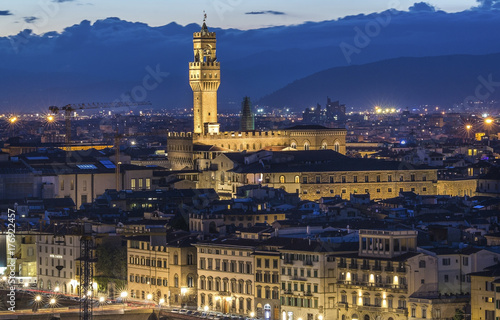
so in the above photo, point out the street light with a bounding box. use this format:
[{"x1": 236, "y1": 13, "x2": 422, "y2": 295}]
[
  {"x1": 318, "y1": 316, "x2": 323, "y2": 320},
  {"x1": 35, "y1": 295, "x2": 42, "y2": 302},
  {"x1": 250, "y1": 312, "x2": 255, "y2": 318},
  {"x1": 49, "y1": 298, "x2": 56, "y2": 305},
  {"x1": 9, "y1": 116, "x2": 17, "y2": 124},
  {"x1": 47, "y1": 115, "x2": 55, "y2": 122},
  {"x1": 99, "y1": 296, "x2": 105, "y2": 303},
  {"x1": 204, "y1": 305, "x2": 209, "y2": 312},
  {"x1": 146, "y1": 293, "x2": 153, "y2": 300},
  {"x1": 159, "y1": 298, "x2": 165, "y2": 305},
  {"x1": 54, "y1": 286, "x2": 60, "y2": 292},
  {"x1": 485, "y1": 118, "x2": 494, "y2": 125}
]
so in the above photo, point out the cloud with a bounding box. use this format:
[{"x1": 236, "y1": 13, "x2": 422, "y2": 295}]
[
  {"x1": 409, "y1": 2, "x2": 436, "y2": 12},
  {"x1": 475, "y1": 0, "x2": 500, "y2": 9},
  {"x1": 245, "y1": 10, "x2": 285, "y2": 15},
  {"x1": 0, "y1": 10, "x2": 13, "y2": 16},
  {"x1": 23, "y1": 16, "x2": 38, "y2": 23},
  {"x1": 52, "y1": 0, "x2": 76, "y2": 2}
]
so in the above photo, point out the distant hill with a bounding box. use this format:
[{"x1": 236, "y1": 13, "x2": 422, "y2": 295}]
[{"x1": 258, "y1": 53, "x2": 500, "y2": 110}]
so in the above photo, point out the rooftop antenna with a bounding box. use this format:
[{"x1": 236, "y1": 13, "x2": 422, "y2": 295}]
[{"x1": 203, "y1": 11, "x2": 207, "y2": 23}]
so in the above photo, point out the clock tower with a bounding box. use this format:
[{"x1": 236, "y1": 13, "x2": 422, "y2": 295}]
[{"x1": 189, "y1": 17, "x2": 220, "y2": 134}]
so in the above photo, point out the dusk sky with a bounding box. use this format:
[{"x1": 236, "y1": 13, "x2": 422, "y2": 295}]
[{"x1": 0, "y1": 0, "x2": 481, "y2": 36}]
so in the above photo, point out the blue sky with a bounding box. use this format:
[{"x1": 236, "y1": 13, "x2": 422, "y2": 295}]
[{"x1": 0, "y1": 0, "x2": 480, "y2": 36}]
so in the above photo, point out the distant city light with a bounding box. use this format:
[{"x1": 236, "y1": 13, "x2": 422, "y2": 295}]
[
  {"x1": 9, "y1": 116, "x2": 17, "y2": 124},
  {"x1": 485, "y1": 118, "x2": 493, "y2": 124},
  {"x1": 400, "y1": 140, "x2": 406, "y2": 145}
]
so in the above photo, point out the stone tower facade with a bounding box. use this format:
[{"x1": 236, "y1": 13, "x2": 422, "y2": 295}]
[
  {"x1": 240, "y1": 96, "x2": 255, "y2": 131},
  {"x1": 189, "y1": 22, "x2": 221, "y2": 134}
]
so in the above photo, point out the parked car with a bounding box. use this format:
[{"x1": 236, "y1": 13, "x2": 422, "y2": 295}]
[
  {"x1": 171, "y1": 308, "x2": 179, "y2": 313},
  {"x1": 179, "y1": 309, "x2": 188, "y2": 314}
]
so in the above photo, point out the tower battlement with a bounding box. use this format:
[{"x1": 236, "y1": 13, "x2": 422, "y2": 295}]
[
  {"x1": 193, "y1": 31, "x2": 216, "y2": 38},
  {"x1": 189, "y1": 62, "x2": 220, "y2": 67}
]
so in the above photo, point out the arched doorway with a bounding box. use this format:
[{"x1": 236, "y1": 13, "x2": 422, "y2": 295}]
[{"x1": 264, "y1": 304, "x2": 271, "y2": 320}]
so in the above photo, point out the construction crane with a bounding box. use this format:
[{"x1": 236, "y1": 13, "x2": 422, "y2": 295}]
[
  {"x1": 48, "y1": 101, "x2": 152, "y2": 152},
  {"x1": 78, "y1": 222, "x2": 94, "y2": 320}
]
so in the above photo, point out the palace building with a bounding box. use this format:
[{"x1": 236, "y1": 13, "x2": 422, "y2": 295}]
[{"x1": 167, "y1": 20, "x2": 347, "y2": 170}]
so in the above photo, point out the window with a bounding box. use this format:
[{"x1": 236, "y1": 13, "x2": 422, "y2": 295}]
[
  {"x1": 411, "y1": 308, "x2": 416, "y2": 317},
  {"x1": 463, "y1": 257, "x2": 469, "y2": 266},
  {"x1": 442, "y1": 258, "x2": 450, "y2": 265},
  {"x1": 341, "y1": 176, "x2": 346, "y2": 183},
  {"x1": 280, "y1": 176, "x2": 285, "y2": 184},
  {"x1": 422, "y1": 308, "x2": 427, "y2": 318},
  {"x1": 303, "y1": 177, "x2": 307, "y2": 184},
  {"x1": 330, "y1": 176, "x2": 334, "y2": 183},
  {"x1": 444, "y1": 275, "x2": 449, "y2": 282},
  {"x1": 388, "y1": 175, "x2": 392, "y2": 182},
  {"x1": 70, "y1": 179, "x2": 74, "y2": 190},
  {"x1": 316, "y1": 176, "x2": 321, "y2": 184},
  {"x1": 419, "y1": 260, "x2": 426, "y2": 268},
  {"x1": 411, "y1": 174, "x2": 415, "y2": 181},
  {"x1": 131, "y1": 179, "x2": 136, "y2": 190},
  {"x1": 365, "y1": 175, "x2": 369, "y2": 182},
  {"x1": 353, "y1": 176, "x2": 357, "y2": 183},
  {"x1": 295, "y1": 176, "x2": 300, "y2": 184},
  {"x1": 60, "y1": 180, "x2": 64, "y2": 191},
  {"x1": 377, "y1": 175, "x2": 381, "y2": 182}
]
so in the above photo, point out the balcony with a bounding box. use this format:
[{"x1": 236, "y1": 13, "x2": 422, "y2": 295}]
[
  {"x1": 338, "y1": 262, "x2": 347, "y2": 269},
  {"x1": 283, "y1": 259, "x2": 294, "y2": 265},
  {"x1": 282, "y1": 290, "x2": 293, "y2": 295},
  {"x1": 396, "y1": 267, "x2": 407, "y2": 273},
  {"x1": 303, "y1": 291, "x2": 313, "y2": 296},
  {"x1": 361, "y1": 264, "x2": 370, "y2": 270},
  {"x1": 303, "y1": 260, "x2": 313, "y2": 266},
  {"x1": 291, "y1": 276, "x2": 308, "y2": 281},
  {"x1": 385, "y1": 266, "x2": 394, "y2": 272},
  {"x1": 348, "y1": 264, "x2": 358, "y2": 270},
  {"x1": 372, "y1": 265, "x2": 382, "y2": 271}
]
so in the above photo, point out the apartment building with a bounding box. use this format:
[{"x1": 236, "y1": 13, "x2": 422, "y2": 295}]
[{"x1": 194, "y1": 238, "x2": 257, "y2": 316}]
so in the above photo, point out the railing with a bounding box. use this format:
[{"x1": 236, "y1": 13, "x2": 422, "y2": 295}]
[
  {"x1": 361, "y1": 265, "x2": 370, "y2": 270},
  {"x1": 396, "y1": 267, "x2": 407, "y2": 273},
  {"x1": 282, "y1": 290, "x2": 293, "y2": 295},
  {"x1": 283, "y1": 260, "x2": 294, "y2": 265},
  {"x1": 338, "y1": 262, "x2": 347, "y2": 268},
  {"x1": 303, "y1": 260, "x2": 313, "y2": 266},
  {"x1": 291, "y1": 276, "x2": 308, "y2": 281},
  {"x1": 349, "y1": 264, "x2": 358, "y2": 270},
  {"x1": 304, "y1": 292, "x2": 313, "y2": 296},
  {"x1": 385, "y1": 266, "x2": 394, "y2": 272},
  {"x1": 372, "y1": 265, "x2": 382, "y2": 271}
]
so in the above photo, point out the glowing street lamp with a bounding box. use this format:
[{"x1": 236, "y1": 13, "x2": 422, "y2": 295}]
[
  {"x1": 54, "y1": 286, "x2": 60, "y2": 292},
  {"x1": 47, "y1": 115, "x2": 55, "y2": 122},
  {"x1": 146, "y1": 293, "x2": 153, "y2": 300},
  {"x1": 250, "y1": 312, "x2": 255, "y2": 318},
  {"x1": 99, "y1": 296, "x2": 105, "y2": 303},
  {"x1": 485, "y1": 118, "x2": 494, "y2": 125},
  {"x1": 318, "y1": 316, "x2": 324, "y2": 320},
  {"x1": 35, "y1": 295, "x2": 42, "y2": 302},
  {"x1": 49, "y1": 298, "x2": 56, "y2": 305},
  {"x1": 9, "y1": 116, "x2": 17, "y2": 124},
  {"x1": 120, "y1": 291, "x2": 128, "y2": 298},
  {"x1": 204, "y1": 305, "x2": 209, "y2": 312},
  {"x1": 159, "y1": 298, "x2": 165, "y2": 304}
]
